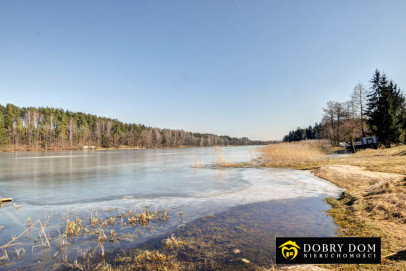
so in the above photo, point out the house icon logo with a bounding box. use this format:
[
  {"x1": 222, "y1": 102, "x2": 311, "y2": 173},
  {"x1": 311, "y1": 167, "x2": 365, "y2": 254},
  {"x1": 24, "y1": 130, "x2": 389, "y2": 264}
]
[{"x1": 279, "y1": 240, "x2": 301, "y2": 260}]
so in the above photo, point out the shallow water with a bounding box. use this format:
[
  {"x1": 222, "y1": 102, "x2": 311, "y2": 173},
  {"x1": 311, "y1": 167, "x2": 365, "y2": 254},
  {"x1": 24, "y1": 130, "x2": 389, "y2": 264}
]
[
  {"x1": 0, "y1": 146, "x2": 343, "y2": 269},
  {"x1": 159, "y1": 197, "x2": 339, "y2": 269}
]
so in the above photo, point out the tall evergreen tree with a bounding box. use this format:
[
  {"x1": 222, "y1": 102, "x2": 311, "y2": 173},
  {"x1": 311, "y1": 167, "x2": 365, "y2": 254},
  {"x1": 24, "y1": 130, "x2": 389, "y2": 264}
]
[{"x1": 366, "y1": 70, "x2": 404, "y2": 147}]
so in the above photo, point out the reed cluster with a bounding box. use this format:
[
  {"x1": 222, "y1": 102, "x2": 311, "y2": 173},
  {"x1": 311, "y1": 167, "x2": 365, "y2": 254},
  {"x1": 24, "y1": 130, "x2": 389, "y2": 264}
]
[
  {"x1": 215, "y1": 147, "x2": 232, "y2": 166},
  {"x1": 259, "y1": 140, "x2": 330, "y2": 167}
]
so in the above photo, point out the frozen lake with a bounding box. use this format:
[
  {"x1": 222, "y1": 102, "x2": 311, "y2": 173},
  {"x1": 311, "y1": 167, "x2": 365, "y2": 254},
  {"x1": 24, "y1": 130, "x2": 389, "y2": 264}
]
[{"x1": 0, "y1": 146, "x2": 343, "y2": 269}]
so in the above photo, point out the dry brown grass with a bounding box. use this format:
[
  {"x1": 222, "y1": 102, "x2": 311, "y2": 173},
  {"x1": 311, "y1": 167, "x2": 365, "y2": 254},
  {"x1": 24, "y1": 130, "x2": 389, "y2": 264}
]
[
  {"x1": 259, "y1": 142, "x2": 406, "y2": 174},
  {"x1": 331, "y1": 145, "x2": 406, "y2": 175},
  {"x1": 314, "y1": 165, "x2": 406, "y2": 227},
  {"x1": 259, "y1": 140, "x2": 331, "y2": 167},
  {"x1": 312, "y1": 162, "x2": 406, "y2": 270}
]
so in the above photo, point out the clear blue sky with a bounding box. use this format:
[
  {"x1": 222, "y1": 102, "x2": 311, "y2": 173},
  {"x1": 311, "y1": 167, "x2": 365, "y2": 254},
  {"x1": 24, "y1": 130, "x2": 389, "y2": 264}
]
[{"x1": 1, "y1": 1, "x2": 405, "y2": 140}]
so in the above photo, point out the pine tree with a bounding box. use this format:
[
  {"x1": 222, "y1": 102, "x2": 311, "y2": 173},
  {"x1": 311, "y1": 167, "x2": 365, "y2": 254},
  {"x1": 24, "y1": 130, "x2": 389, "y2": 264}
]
[
  {"x1": 402, "y1": 100, "x2": 406, "y2": 143},
  {"x1": 366, "y1": 70, "x2": 404, "y2": 147}
]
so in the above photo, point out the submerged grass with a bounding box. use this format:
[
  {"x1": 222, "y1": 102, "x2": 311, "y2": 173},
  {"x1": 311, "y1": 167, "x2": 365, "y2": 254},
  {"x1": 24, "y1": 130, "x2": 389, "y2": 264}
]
[
  {"x1": 50, "y1": 198, "x2": 330, "y2": 270},
  {"x1": 0, "y1": 206, "x2": 178, "y2": 270}
]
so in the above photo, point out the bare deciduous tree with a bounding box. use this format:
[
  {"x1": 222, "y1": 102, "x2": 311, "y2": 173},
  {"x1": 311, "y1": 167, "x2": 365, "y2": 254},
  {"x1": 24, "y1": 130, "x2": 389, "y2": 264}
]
[{"x1": 351, "y1": 82, "x2": 368, "y2": 136}]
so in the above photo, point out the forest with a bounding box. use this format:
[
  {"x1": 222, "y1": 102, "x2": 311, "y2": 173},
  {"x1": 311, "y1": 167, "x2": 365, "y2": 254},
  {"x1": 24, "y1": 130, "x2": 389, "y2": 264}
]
[
  {"x1": 283, "y1": 69, "x2": 406, "y2": 147},
  {"x1": 0, "y1": 104, "x2": 264, "y2": 151},
  {"x1": 282, "y1": 123, "x2": 322, "y2": 142}
]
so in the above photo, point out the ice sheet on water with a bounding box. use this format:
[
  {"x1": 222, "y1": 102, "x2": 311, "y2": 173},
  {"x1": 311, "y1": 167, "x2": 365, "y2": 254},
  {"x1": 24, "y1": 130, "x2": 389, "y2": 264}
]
[
  {"x1": 18, "y1": 167, "x2": 342, "y2": 222},
  {"x1": 0, "y1": 147, "x2": 344, "y2": 249}
]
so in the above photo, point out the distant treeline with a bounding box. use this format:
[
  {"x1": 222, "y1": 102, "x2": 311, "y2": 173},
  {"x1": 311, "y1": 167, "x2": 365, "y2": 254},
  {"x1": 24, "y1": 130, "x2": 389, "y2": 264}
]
[
  {"x1": 283, "y1": 123, "x2": 322, "y2": 142},
  {"x1": 0, "y1": 103, "x2": 265, "y2": 151},
  {"x1": 283, "y1": 69, "x2": 406, "y2": 147}
]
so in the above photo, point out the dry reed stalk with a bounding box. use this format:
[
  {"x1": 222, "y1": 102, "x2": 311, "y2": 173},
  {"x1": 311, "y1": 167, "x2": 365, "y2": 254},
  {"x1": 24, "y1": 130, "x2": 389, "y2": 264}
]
[
  {"x1": 38, "y1": 220, "x2": 51, "y2": 248},
  {"x1": 0, "y1": 249, "x2": 9, "y2": 262},
  {"x1": 14, "y1": 248, "x2": 25, "y2": 258},
  {"x1": 0, "y1": 219, "x2": 39, "y2": 250}
]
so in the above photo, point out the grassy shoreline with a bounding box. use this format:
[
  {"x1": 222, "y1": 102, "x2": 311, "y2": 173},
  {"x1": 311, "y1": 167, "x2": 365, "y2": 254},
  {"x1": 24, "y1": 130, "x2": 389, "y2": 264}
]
[
  {"x1": 257, "y1": 142, "x2": 406, "y2": 270},
  {"x1": 314, "y1": 165, "x2": 406, "y2": 270}
]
